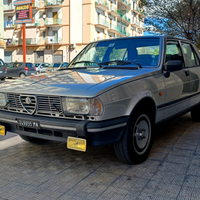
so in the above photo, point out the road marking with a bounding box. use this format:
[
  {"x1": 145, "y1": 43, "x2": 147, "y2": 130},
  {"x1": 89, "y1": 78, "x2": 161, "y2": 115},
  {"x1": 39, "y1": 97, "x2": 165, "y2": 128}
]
[{"x1": 0, "y1": 135, "x2": 24, "y2": 150}]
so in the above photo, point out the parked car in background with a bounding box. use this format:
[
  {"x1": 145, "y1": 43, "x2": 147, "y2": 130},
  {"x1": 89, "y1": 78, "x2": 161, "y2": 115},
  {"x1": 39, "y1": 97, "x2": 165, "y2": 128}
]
[
  {"x1": 6, "y1": 62, "x2": 37, "y2": 78},
  {"x1": 0, "y1": 59, "x2": 7, "y2": 81},
  {"x1": 45, "y1": 62, "x2": 61, "y2": 73},
  {"x1": 45, "y1": 62, "x2": 69, "y2": 73},
  {"x1": 35, "y1": 63, "x2": 50, "y2": 74}
]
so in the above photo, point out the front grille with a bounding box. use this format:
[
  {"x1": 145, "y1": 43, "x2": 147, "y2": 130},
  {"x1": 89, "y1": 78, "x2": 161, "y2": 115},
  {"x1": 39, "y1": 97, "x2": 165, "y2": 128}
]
[{"x1": 1, "y1": 93, "x2": 95, "y2": 121}]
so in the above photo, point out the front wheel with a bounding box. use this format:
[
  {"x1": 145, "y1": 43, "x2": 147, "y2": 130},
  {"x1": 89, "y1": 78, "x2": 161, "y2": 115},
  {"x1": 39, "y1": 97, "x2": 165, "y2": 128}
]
[
  {"x1": 114, "y1": 109, "x2": 154, "y2": 164},
  {"x1": 19, "y1": 135, "x2": 49, "y2": 144}
]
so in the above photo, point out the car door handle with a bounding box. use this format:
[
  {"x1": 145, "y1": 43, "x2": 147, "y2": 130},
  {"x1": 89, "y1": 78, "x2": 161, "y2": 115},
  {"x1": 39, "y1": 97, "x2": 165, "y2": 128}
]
[{"x1": 185, "y1": 70, "x2": 190, "y2": 76}]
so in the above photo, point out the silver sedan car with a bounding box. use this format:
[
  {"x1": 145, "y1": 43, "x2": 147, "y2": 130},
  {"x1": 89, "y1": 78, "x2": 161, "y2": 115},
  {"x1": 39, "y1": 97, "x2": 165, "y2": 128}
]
[{"x1": 0, "y1": 36, "x2": 200, "y2": 164}]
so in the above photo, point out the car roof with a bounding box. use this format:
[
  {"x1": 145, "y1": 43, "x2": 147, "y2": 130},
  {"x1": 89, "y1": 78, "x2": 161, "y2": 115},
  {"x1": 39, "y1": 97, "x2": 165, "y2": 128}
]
[{"x1": 91, "y1": 36, "x2": 194, "y2": 44}]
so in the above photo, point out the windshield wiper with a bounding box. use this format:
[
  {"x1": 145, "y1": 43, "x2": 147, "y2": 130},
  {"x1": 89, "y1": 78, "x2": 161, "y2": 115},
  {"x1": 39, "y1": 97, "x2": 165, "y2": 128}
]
[
  {"x1": 100, "y1": 60, "x2": 132, "y2": 65},
  {"x1": 71, "y1": 61, "x2": 102, "y2": 68},
  {"x1": 131, "y1": 61, "x2": 142, "y2": 68}
]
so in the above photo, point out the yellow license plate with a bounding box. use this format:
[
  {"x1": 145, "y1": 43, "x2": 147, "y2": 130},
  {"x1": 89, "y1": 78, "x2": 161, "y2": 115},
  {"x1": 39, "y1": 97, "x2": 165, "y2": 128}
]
[
  {"x1": 0, "y1": 125, "x2": 5, "y2": 136},
  {"x1": 67, "y1": 137, "x2": 86, "y2": 152}
]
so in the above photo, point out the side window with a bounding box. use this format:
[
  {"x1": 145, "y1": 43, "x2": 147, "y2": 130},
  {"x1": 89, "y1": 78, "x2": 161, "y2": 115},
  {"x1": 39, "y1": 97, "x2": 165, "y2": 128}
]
[
  {"x1": 165, "y1": 42, "x2": 184, "y2": 67},
  {"x1": 13, "y1": 63, "x2": 22, "y2": 68},
  {"x1": 7, "y1": 63, "x2": 13, "y2": 68},
  {"x1": 181, "y1": 43, "x2": 200, "y2": 67}
]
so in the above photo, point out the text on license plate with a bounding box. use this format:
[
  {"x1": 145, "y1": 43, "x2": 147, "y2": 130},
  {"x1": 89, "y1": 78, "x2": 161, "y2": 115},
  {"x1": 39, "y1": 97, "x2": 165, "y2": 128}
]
[{"x1": 17, "y1": 119, "x2": 40, "y2": 128}]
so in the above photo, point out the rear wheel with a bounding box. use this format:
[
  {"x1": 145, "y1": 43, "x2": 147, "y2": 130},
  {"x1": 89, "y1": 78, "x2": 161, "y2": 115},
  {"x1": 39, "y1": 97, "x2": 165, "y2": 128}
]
[
  {"x1": 20, "y1": 73, "x2": 26, "y2": 78},
  {"x1": 114, "y1": 107, "x2": 154, "y2": 164},
  {"x1": 191, "y1": 104, "x2": 200, "y2": 122},
  {"x1": 19, "y1": 135, "x2": 48, "y2": 144},
  {"x1": 0, "y1": 77, "x2": 5, "y2": 81}
]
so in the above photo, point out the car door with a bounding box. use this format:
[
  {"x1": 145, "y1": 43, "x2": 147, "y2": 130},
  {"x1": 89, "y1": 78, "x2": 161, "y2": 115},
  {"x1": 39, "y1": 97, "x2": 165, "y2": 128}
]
[
  {"x1": 6, "y1": 63, "x2": 14, "y2": 77},
  {"x1": 180, "y1": 42, "x2": 200, "y2": 107},
  {"x1": 13, "y1": 63, "x2": 22, "y2": 77},
  {"x1": 163, "y1": 40, "x2": 191, "y2": 119}
]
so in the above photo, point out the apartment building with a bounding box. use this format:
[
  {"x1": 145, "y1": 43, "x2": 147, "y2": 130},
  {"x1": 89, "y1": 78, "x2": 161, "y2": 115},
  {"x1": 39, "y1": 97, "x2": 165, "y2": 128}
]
[{"x1": 3, "y1": 0, "x2": 146, "y2": 63}]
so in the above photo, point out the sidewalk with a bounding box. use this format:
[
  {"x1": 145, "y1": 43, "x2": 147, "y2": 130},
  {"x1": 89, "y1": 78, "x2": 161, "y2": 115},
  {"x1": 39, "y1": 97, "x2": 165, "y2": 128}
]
[{"x1": 0, "y1": 113, "x2": 200, "y2": 200}]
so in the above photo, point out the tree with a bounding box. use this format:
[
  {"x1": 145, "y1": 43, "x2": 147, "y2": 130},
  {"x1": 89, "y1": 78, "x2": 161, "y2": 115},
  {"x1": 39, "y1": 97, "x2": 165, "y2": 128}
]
[{"x1": 145, "y1": 0, "x2": 200, "y2": 48}]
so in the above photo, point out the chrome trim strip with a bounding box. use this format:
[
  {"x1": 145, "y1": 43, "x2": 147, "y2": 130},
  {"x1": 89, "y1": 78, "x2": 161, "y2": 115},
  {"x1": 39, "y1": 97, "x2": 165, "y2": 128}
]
[
  {"x1": 40, "y1": 124, "x2": 76, "y2": 131},
  {"x1": 0, "y1": 118, "x2": 17, "y2": 124},
  {"x1": 87, "y1": 122, "x2": 127, "y2": 132}
]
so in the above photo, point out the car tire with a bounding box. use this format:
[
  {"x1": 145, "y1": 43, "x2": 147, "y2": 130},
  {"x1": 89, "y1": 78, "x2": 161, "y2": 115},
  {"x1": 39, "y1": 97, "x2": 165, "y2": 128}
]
[
  {"x1": 19, "y1": 135, "x2": 49, "y2": 144},
  {"x1": 20, "y1": 73, "x2": 26, "y2": 78},
  {"x1": 191, "y1": 104, "x2": 200, "y2": 122},
  {"x1": 37, "y1": 71, "x2": 40, "y2": 74},
  {"x1": 114, "y1": 106, "x2": 154, "y2": 164},
  {"x1": 0, "y1": 77, "x2": 5, "y2": 81}
]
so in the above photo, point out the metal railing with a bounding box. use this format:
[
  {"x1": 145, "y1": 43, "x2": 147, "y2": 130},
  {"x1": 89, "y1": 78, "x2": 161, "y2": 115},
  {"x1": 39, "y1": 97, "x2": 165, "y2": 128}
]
[
  {"x1": 44, "y1": 0, "x2": 63, "y2": 6},
  {"x1": 20, "y1": 38, "x2": 41, "y2": 45},
  {"x1": 4, "y1": 4, "x2": 14, "y2": 10},
  {"x1": 117, "y1": 27, "x2": 130, "y2": 36},
  {"x1": 109, "y1": 24, "x2": 118, "y2": 31},
  {"x1": 46, "y1": 37, "x2": 63, "y2": 44},
  {"x1": 96, "y1": 18, "x2": 109, "y2": 27},
  {"x1": 95, "y1": 0, "x2": 109, "y2": 8},
  {"x1": 26, "y1": 20, "x2": 40, "y2": 27},
  {"x1": 4, "y1": 21, "x2": 14, "y2": 28},
  {"x1": 109, "y1": 6, "x2": 118, "y2": 14},
  {"x1": 45, "y1": 18, "x2": 62, "y2": 25},
  {"x1": 5, "y1": 40, "x2": 18, "y2": 46}
]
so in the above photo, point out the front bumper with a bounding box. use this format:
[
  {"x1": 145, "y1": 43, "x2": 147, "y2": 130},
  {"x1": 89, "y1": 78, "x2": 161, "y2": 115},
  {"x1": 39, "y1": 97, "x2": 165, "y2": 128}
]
[{"x1": 0, "y1": 111, "x2": 128, "y2": 146}]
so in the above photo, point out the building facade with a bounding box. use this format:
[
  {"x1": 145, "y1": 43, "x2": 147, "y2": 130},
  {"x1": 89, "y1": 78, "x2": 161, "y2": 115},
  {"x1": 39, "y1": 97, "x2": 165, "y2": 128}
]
[
  {"x1": 3, "y1": 0, "x2": 146, "y2": 63},
  {"x1": 0, "y1": 1, "x2": 5, "y2": 59}
]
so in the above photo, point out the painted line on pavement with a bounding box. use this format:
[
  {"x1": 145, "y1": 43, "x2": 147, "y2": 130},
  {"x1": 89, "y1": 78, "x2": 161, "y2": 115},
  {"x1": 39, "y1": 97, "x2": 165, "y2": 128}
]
[{"x1": 0, "y1": 135, "x2": 24, "y2": 150}]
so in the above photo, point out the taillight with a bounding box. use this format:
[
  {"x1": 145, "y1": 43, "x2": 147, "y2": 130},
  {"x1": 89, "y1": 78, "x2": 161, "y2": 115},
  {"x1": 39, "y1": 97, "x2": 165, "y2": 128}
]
[
  {"x1": 5, "y1": 66, "x2": 7, "y2": 72},
  {"x1": 25, "y1": 66, "x2": 29, "y2": 71},
  {"x1": 34, "y1": 67, "x2": 36, "y2": 71}
]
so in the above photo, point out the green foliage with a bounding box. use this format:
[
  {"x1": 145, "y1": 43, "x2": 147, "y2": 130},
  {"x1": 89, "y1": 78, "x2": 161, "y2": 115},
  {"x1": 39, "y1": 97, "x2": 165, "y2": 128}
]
[{"x1": 145, "y1": 0, "x2": 200, "y2": 47}]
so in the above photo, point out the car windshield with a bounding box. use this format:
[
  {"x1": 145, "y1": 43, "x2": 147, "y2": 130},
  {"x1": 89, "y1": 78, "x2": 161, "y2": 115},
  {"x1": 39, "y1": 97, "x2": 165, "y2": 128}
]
[{"x1": 68, "y1": 38, "x2": 161, "y2": 68}]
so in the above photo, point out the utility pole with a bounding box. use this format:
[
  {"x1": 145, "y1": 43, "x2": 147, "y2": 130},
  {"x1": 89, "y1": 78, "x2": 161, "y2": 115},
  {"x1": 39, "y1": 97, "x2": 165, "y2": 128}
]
[{"x1": 0, "y1": 1, "x2": 5, "y2": 60}]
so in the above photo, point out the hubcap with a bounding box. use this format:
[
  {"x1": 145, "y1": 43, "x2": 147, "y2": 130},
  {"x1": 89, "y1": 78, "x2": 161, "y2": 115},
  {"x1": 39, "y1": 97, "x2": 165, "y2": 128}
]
[{"x1": 133, "y1": 114, "x2": 151, "y2": 155}]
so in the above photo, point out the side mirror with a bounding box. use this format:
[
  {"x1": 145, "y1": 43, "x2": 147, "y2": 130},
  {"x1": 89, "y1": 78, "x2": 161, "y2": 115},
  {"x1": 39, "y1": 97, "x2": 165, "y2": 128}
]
[{"x1": 165, "y1": 60, "x2": 183, "y2": 72}]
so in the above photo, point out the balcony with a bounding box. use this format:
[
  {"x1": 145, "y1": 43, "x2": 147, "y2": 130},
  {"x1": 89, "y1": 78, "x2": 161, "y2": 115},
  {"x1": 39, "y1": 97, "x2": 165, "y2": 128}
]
[
  {"x1": 45, "y1": 37, "x2": 63, "y2": 44},
  {"x1": 108, "y1": 6, "x2": 119, "y2": 17},
  {"x1": 117, "y1": 11, "x2": 130, "y2": 24},
  {"x1": 45, "y1": 0, "x2": 63, "y2": 6},
  {"x1": 95, "y1": 0, "x2": 109, "y2": 11},
  {"x1": 5, "y1": 39, "x2": 18, "y2": 46},
  {"x1": 136, "y1": 7, "x2": 146, "y2": 16},
  {"x1": 4, "y1": 4, "x2": 14, "y2": 10},
  {"x1": 131, "y1": 19, "x2": 140, "y2": 27},
  {"x1": 108, "y1": 24, "x2": 119, "y2": 33},
  {"x1": 45, "y1": 18, "x2": 62, "y2": 26},
  {"x1": 33, "y1": 1, "x2": 40, "y2": 8},
  {"x1": 119, "y1": 0, "x2": 131, "y2": 9},
  {"x1": 95, "y1": 18, "x2": 109, "y2": 29},
  {"x1": 26, "y1": 20, "x2": 40, "y2": 27},
  {"x1": 117, "y1": 27, "x2": 130, "y2": 36},
  {"x1": 4, "y1": 21, "x2": 14, "y2": 29},
  {"x1": 20, "y1": 38, "x2": 41, "y2": 45}
]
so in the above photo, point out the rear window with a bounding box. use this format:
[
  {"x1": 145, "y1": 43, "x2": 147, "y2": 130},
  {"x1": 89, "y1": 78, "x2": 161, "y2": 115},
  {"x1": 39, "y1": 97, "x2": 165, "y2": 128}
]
[
  {"x1": 0, "y1": 59, "x2": 5, "y2": 66},
  {"x1": 26, "y1": 63, "x2": 33, "y2": 67},
  {"x1": 34, "y1": 63, "x2": 40, "y2": 67}
]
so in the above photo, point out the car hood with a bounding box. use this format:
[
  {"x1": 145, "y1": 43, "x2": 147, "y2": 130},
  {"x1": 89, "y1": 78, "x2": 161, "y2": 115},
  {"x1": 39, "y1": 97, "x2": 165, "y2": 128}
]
[{"x1": 0, "y1": 68, "x2": 159, "y2": 97}]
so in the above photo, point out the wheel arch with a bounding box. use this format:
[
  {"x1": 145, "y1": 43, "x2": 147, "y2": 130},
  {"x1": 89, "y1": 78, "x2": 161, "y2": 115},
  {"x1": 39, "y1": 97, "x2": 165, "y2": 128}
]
[{"x1": 130, "y1": 97, "x2": 157, "y2": 124}]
